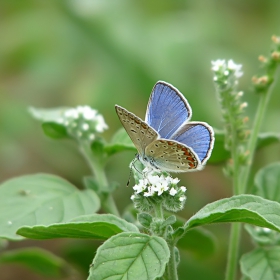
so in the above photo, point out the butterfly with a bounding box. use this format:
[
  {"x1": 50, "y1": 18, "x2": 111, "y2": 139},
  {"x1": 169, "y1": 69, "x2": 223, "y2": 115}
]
[{"x1": 115, "y1": 81, "x2": 214, "y2": 173}]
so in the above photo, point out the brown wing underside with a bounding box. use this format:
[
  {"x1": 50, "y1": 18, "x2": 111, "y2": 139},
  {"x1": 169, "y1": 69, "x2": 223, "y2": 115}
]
[
  {"x1": 115, "y1": 105, "x2": 159, "y2": 155},
  {"x1": 145, "y1": 139, "x2": 202, "y2": 172}
]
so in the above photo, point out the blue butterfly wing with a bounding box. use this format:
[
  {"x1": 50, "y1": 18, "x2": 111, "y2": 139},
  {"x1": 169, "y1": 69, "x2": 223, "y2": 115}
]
[
  {"x1": 171, "y1": 122, "x2": 214, "y2": 164},
  {"x1": 145, "y1": 81, "x2": 192, "y2": 139}
]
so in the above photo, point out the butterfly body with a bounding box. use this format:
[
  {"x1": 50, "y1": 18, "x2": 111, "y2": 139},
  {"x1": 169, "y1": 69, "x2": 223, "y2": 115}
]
[{"x1": 115, "y1": 81, "x2": 214, "y2": 173}]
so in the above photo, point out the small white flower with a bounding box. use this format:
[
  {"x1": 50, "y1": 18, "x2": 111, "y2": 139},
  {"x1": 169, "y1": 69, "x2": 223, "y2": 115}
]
[
  {"x1": 180, "y1": 186, "x2": 187, "y2": 192},
  {"x1": 89, "y1": 134, "x2": 95, "y2": 140},
  {"x1": 64, "y1": 108, "x2": 79, "y2": 119},
  {"x1": 76, "y1": 106, "x2": 96, "y2": 120},
  {"x1": 211, "y1": 59, "x2": 226, "y2": 71},
  {"x1": 130, "y1": 195, "x2": 135, "y2": 200},
  {"x1": 240, "y1": 102, "x2": 248, "y2": 109},
  {"x1": 133, "y1": 183, "x2": 146, "y2": 194},
  {"x1": 171, "y1": 178, "x2": 180, "y2": 185},
  {"x1": 95, "y1": 115, "x2": 108, "y2": 132},
  {"x1": 156, "y1": 181, "x2": 169, "y2": 196},
  {"x1": 147, "y1": 175, "x2": 160, "y2": 185},
  {"x1": 227, "y1": 59, "x2": 243, "y2": 78},
  {"x1": 82, "y1": 123, "x2": 89, "y2": 130},
  {"x1": 169, "y1": 188, "x2": 177, "y2": 196},
  {"x1": 179, "y1": 196, "x2": 186, "y2": 202}
]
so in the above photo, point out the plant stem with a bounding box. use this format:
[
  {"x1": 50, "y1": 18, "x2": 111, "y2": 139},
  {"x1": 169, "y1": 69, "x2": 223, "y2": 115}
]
[
  {"x1": 153, "y1": 201, "x2": 164, "y2": 219},
  {"x1": 225, "y1": 223, "x2": 241, "y2": 280},
  {"x1": 166, "y1": 242, "x2": 178, "y2": 280},
  {"x1": 80, "y1": 141, "x2": 120, "y2": 217},
  {"x1": 225, "y1": 107, "x2": 243, "y2": 280},
  {"x1": 239, "y1": 88, "x2": 273, "y2": 193}
]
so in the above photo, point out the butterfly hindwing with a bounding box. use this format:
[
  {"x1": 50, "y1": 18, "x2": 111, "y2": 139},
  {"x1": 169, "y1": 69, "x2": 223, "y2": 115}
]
[
  {"x1": 170, "y1": 122, "x2": 214, "y2": 164},
  {"x1": 115, "y1": 105, "x2": 159, "y2": 156},
  {"x1": 145, "y1": 139, "x2": 202, "y2": 172},
  {"x1": 145, "y1": 81, "x2": 192, "y2": 139}
]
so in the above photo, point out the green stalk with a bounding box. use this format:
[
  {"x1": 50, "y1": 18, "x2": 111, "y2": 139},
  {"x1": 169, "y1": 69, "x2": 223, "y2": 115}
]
[
  {"x1": 166, "y1": 242, "x2": 178, "y2": 280},
  {"x1": 225, "y1": 107, "x2": 243, "y2": 280},
  {"x1": 225, "y1": 223, "x2": 241, "y2": 280},
  {"x1": 226, "y1": 61, "x2": 278, "y2": 280},
  {"x1": 153, "y1": 200, "x2": 164, "y2": 219},
  {"x1": 80, "y1": 141, "x2": 120, "y2": 217},
  {"x1": 239, "y1": 87, "x2": 273, "y2": 193}
]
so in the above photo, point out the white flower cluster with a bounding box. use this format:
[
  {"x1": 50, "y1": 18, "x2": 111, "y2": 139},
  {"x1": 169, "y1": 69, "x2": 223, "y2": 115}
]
[
  {"x1": 211, "y1": 59, "x2": 243, "y2": 79},
  {"x1": 131, "y1": 172, "x2": 186, "y2": 201},
  {"x1": 62, "y1": 106, "x2": 108, "y2": 141}
]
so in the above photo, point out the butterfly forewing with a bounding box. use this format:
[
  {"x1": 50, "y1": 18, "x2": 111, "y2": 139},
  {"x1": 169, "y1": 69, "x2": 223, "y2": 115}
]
[
  {"x1": 171, "y1": 122, "x2": 214, "y2": 164},
  {"x1": 145, "y1": 139, "x2": 202, "y2": 172},
  {"x1": 115, "y1": 105, "x2": 159, "y2": 156},
  {"x1": 145, "y1": 81, "x2": 192, "y2": 139}
]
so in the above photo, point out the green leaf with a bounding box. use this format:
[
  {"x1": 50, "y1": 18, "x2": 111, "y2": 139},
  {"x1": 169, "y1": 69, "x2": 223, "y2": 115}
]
[
  {"x1": 42, "y1": 122, "x2": 68, "y2": 139},
  {"x1": 17, "y1": 214, "x2": 139, "y2": 240},
  {"x1": 88, "y1": 232, "x2": 170, "y2": 280},
  {"x1": 104, "y1": 128, "x2": 136, "y2": 156},
  {"x1": 256, "y1": 133, "x2": 280, "y2": 149},
  {"x1": 244, "y1": 224, "x2": 280, "y2": 246},
  {"x1": 162, "y1": 215, "x2": 177, "y2": 227},
  {"x1": 254, "y1": 162, "x2": 280, "y2": 203},
  {"x1": 0, "y1": 247, "x2": 68, "y2": 277},
  {"x1": 240, "y1": 247, "x2": 280, "y2": 280},
  {"x1": 185, "y1": 195, "x2": 280, "y2": 232},
  {"x1": 29, "y1": 106, "x2": 69, "y2": 122},
  {"x1": 0, "y1": 174, "x2": 100, "y2": 240},
  {"x1": 137, "y1": 213, "x2": 153, "y2": 228},
  {"x1": 208, "y1": 130, "x2": 280, "y2": 163}
]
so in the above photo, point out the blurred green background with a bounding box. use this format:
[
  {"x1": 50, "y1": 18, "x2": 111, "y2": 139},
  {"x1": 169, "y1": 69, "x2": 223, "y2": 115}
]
[{"x1": 1, "y1": 0, "x2": 280, "y2": 279}]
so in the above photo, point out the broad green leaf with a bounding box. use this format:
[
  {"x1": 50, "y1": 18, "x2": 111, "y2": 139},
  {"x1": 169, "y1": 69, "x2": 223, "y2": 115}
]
[
  {"x1": 88, "y1": 232, "x2": 170, "y2": 280},
  {"x1": 240, "y1": 247, "x2": 280, "y2": 280},
  {"x1": 185, "y1": 195, "x2": 280, "y2": 232},
  {"x1": 244, "y1": 224, "x2": 280, "y2": 246},
  {"x1": 29, "y1": 106, "x2": 69, "y2": 122},
  {"x1": 137, "y1": 213, "x2": 153, "y2": 228},
  {"x1": 17, "y1": 214, "x2": 139, "y2": 239},
  {"x1": 254, "y1": 162, "x2": 280, "y2": 203},
  {"x1": 257, "y1": 133, "x2": 280, "y2": 149},
  {"x1": 42, "y1": 122, "x2": 68, "y2": 139},
  {"x1": 104, "y1": 128, "x2": 136, "y2": 155},
  {"x1": 0, "y1": 247, "x2": 68, "y2": 277},
  {"x1": 0, "y1": 174, "x2": 100, "y2": 240},
  {"x1": 177, "y1": 227, "x2": 216, "y2": 257}
]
